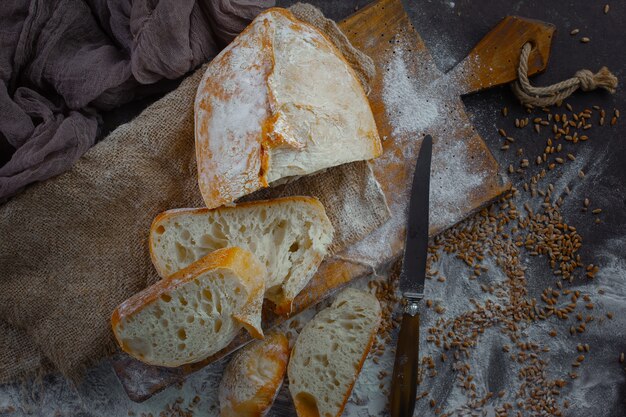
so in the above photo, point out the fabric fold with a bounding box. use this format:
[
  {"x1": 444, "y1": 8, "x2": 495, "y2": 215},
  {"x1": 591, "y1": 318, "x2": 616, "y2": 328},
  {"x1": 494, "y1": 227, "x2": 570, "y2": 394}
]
[{"x1": 0, "y1": 0, "x2": 274, "y2": 201}]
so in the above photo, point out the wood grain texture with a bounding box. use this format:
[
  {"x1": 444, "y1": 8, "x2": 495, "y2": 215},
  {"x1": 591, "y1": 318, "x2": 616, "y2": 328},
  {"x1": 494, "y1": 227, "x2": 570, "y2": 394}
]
[
  {"x1": 113, "y1": 0, "x2": 554, "y2": 402},
  {"x1": 450, "y1": 16, "x2": 555, "y2": 95},
  {"x1": 390, "y1": 312, "x2": 420, "y2": 417}
]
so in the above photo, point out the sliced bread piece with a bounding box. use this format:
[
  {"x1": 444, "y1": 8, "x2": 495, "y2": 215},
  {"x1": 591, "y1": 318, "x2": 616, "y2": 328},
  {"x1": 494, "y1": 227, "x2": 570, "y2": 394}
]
[
  {"x1": 194, "y1": 8, "x2": 382, "y2": 209},
  {"x1": 149, "y1": 196, "x2": 333, "y2": 314},
  {"x1": 111, "y1": 247, "x2": 266, "y2": 367},
  {"x1": 219, "y1": 332, "x2": 290, "y2": 417},
  {"x1": 288, "y1": 288, "x2": 381, "y2": 417}
]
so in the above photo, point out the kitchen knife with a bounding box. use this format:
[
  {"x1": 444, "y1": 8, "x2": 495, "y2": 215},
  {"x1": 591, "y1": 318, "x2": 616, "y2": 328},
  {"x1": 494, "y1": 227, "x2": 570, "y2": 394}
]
[{"x1": 389, "y1": 134, "x2": 433, "y2": 417}]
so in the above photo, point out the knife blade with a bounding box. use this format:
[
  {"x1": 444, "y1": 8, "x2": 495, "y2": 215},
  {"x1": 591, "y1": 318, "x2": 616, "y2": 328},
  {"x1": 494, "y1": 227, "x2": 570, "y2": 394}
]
[
  {"x1": 389, "y1": 134, "x2": 433, "y2": 417},
  {"x1": 399, "y1": 134, "x2": 432, "y2": 299}
]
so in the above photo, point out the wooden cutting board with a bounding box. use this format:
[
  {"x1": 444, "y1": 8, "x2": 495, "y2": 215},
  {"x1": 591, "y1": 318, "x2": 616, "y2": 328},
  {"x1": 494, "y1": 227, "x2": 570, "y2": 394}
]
[{"x1": 113, "y1": 0, "x2": 554, "y2": 402}]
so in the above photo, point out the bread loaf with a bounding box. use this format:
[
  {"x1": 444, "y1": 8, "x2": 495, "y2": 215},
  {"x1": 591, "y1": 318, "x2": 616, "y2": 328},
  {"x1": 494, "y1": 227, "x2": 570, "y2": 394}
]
[
  {"x1": 288, "y1": 288, "x2": 381, "y2": 417},
  {"x1": 149, "y1": 196, "x2": 333, "y2": 313},
  {"x1": 111, "y1": 247, "x2": 265, "y2": 367},
  {"x1": 194, "y1": 7, "x2": 382, "y2": 209},
  {"x1": 219, "y1": 332, "x2": 290, "y2": 417}
]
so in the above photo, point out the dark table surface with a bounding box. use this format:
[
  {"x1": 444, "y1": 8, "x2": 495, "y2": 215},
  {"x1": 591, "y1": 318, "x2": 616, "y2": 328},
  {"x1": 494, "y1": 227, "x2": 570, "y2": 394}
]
[{"x1": 1, "y1": 1, "x2": 624, "y2": 416}]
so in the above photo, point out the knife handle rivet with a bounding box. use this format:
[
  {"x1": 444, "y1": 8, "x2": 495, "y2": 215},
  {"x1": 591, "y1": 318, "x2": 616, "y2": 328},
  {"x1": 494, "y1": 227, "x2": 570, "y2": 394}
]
[{"x1": 404, "y1": 301, "x2": 420, "y2": 316}]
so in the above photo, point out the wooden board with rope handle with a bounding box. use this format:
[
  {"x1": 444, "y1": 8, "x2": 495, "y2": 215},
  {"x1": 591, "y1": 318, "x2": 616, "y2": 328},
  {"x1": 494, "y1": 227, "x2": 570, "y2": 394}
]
[{"x1": 112, "y1": 0, "x2": 555, "y2": 402}]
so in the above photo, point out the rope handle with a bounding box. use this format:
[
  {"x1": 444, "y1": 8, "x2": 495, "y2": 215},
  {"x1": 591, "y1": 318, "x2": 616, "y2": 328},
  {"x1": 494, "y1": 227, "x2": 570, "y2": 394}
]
[{"x1": 512, "y1": 42, "x2": 618, "y2": 107}]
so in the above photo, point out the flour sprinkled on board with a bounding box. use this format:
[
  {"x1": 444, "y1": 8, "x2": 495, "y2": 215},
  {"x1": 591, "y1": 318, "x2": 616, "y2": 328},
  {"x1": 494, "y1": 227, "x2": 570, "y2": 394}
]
[
  {"x1": 342, "y1": 37, "x2": 495, "y2": 266},
  {"x1": 382, "y1": 35, "x2": 493, "y2": 229},
  {"x1": 382, "y1": 47, "x2": 439, "y2": 134},
  {"x1": 430, "y1": 139, "x2": 489, "y2": 226}
]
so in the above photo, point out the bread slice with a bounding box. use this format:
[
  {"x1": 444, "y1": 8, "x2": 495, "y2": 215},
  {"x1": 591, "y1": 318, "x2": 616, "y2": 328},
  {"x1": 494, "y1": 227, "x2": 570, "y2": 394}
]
[
  {"x1": 194, "y1": 8, "x2": 382, "y2": 209},
  {"x1": 149, "y1": 196, "x2": 333, "y2": 314},
  {"x1": 219, "y1": 332, "x2": 290, "y2": 417},
  {"x1": 288, "y1": 288, "x2": 381, "y2": 417},
  {"x1": 111, "y1": 247, "x2": 266, "y2": 367}
]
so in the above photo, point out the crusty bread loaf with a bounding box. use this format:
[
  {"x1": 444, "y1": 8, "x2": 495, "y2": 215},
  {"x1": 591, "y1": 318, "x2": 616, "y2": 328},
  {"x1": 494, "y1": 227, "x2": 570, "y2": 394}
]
[
  {"x1": 149, "y1": 196, "x2": 333, "y2": 314},
  {"x1": 219, "y1": 332, "x2": 290, "y2": 417},
  {"x1": 194, "y1": 8, "x2": 382, "y2": 209},
  {"x1": 288, "y1": 288, "x2": 381, "y2": 417},
  {"x1": 111, "y1": 247, "x2": 266, "y2": 367}
]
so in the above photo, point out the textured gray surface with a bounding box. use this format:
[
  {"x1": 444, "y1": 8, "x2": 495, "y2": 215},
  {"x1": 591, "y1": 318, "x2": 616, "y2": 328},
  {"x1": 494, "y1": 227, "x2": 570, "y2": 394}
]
[{"x1": 1, "y1": 1, "x2": 625, "y2": 416}]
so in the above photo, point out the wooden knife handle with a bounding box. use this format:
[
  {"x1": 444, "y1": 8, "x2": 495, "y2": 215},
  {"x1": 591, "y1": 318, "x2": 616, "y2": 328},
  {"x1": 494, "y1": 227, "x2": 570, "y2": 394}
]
[{"x1": 390, "y1": 311, "x2": 420, "y2": 417}]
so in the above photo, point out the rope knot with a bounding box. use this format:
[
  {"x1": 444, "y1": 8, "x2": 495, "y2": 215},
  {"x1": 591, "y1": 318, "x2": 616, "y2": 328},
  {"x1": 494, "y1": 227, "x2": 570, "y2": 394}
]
[
  {"x1": 512, "y1": 42, "x2": 618, "y2": 107},
  {"x1": 576, "y1": 67, "x2": 618, "y2": 93},
  {"x1": 575, "y1": 69, "x2": 598, "y2": 91}
]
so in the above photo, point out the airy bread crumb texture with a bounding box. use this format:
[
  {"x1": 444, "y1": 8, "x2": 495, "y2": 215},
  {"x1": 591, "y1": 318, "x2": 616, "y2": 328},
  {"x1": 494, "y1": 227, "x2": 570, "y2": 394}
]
[
  {"x1": 113, "y1": 248, "x2": 266, "y2": 367},
  {"x1": 150, "y1": 198, "x2": 333, "y2": 311},
  {"x1": 288, "y1": 288, "x2": 382, "y2": 417},
  {"x1": 116, "y1": 270, "x2": 241, "y2": 366}
]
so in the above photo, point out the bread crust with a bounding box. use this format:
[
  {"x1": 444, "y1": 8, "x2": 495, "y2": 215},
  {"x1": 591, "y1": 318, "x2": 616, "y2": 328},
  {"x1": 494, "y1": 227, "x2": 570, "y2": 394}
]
[
  {"x1": 111, "y1": 247, "x2": 266, "y2": 364},
  {"x1": 266, "y1": 8, "x2": 382, "y2": 159},
  {"x1": 219, "y1": 332, "x2": 290, "y2": 417},
  {"x1": 194, "y1": 8, "x2": 381, "y2": 209},
  {"x1": 333, "y1": 322, "x2": 379, "y2": 417}
]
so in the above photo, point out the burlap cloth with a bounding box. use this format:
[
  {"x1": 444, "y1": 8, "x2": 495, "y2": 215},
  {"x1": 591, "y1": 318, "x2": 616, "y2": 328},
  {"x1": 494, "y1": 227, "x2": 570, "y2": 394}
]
[{"x1": 0, "y1": 4, "x2": 389, "y2": 383}]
